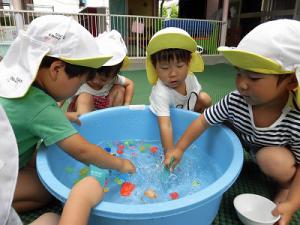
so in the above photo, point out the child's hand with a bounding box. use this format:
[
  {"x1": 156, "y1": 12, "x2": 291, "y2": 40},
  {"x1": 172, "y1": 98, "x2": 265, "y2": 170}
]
[
  {"x1": 272, "y1": 201, "x2": 295, "y2": 225},
  {"x1": 164, "y1": 148, "x2": 184, "y2": 172},
  {"x1": 65, "y1": 112, "x2": 81, "y2": 125},
  {"x1": 119, "y1": 158, "x2": 136, "y2": 174}
]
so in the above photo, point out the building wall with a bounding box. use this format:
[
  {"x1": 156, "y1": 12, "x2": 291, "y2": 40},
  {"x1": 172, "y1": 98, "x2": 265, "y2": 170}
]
[
  {"x1": 109, "y1": 0, "x2": 125, "y2": 14},
  {"x1": 127, "y1": 0, "x2": 153, "y2": 16}
]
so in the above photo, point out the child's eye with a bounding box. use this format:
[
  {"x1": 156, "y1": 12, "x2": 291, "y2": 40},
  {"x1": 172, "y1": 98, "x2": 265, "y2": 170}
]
[
  {"x1": 159, "y1": 65, "x2": 169, "y2": 70},
  {"x1": 249, "y1": 77, "x2": 261, "y2": 81}
]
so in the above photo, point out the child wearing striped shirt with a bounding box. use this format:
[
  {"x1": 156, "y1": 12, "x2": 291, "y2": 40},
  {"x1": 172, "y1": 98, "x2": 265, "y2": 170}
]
[{"x1": 165, "y1": 19, "x2": 300, "y2": 225}]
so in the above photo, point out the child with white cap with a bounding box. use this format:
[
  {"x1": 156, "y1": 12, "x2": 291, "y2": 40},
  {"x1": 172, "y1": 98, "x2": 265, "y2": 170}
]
[
  {"x1": 0, "y1": 15, "x2": 135, "y2": 214},
  {"x1": 67, "y1": 30, "x2": 134, "y2": 116},
  {"x1": 0, "y1": 104, "x2": 104, "y2": 225},
  {"x1": 166, "y1": 19, "x2": 300, "y2": 225},
  {"x1": 146, "y1": 27, "x2": 211, "y2": 158}
]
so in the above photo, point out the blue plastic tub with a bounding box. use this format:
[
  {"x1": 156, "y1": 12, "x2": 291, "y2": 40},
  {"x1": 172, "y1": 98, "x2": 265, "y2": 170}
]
[{"x1": 37, "y1": 106, "x2": 243, "y2": 225}]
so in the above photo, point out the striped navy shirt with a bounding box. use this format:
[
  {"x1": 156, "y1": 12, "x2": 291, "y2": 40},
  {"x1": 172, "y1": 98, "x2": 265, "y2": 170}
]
[{"x1": 204, "y1": 91, "x2": 300, "y2": 164}]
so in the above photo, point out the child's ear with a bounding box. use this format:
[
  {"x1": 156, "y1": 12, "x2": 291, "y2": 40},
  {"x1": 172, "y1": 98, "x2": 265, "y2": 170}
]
[
  {"x1": 49, "y1": 61, "x2": 66, "y2": 81},
  {"x1": 287, "y1": 73, "x2": 298, "y2": 91}
]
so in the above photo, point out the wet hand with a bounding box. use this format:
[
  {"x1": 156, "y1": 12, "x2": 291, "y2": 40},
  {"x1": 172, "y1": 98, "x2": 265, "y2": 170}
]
[
  {"x1": 272, "y1": 202, "x2": 294, "y2": 225},
  {"x1": 119, "y1": 158, "x2": 136, "y2": 174},
  {"x1": 163, "y1": 148, "x2": 184, "y2": 172}
]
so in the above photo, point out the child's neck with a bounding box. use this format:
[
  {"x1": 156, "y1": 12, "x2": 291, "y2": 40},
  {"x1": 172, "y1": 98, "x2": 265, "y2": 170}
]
[
  {"x1": 174, "y1": 82, "x2": 187, "y2": 95},
  {"x1": 252, "y1": 92, "x2": 289, "y2": 127}
]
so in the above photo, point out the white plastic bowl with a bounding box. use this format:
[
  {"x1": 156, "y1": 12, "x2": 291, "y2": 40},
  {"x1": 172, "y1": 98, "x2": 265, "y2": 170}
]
[{"x1": 233, "y1": 193, "x2": 280, "y2": 225}]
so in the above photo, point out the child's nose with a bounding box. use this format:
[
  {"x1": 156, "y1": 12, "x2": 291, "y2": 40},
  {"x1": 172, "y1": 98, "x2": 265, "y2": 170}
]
[{"x1": 169, "y1": 68, "x2": 177, "y2": 77}]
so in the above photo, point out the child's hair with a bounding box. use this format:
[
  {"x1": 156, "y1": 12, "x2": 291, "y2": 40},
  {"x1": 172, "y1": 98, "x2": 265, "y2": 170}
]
[
  {"x1": 40, "y1": 56, "x2": 96, "y2": 81},
  {"x1": 96, "y1": 61, "x2": 123, "y2": 78},
  {"x1": 150, "y1": 49, "x2": 192, "y2": 67},
  {"x1": 277, "y1": 73, "x2": 294, "y2": 86}
]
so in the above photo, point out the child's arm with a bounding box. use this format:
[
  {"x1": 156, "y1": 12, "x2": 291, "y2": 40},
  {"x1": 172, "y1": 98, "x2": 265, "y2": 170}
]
[
  {"x1": 65, "y1": 112, "x2": 81, "y2": 125},
  {"x1": 272, "y1": 166, "x2": 300, "y2": 225},
  {"x1": 58, "y1": 176, "x2": 103, "y2": 225},
  {"x1": 123, "y1": 78, "x2": 134, "y2": 105},
  {"x1": 164, "y1": 114, "x2": 210, "y2": 170},
  {"x1": 58, "y1": 134, "x2": 136, "y2": 173},
  {"x1": 75, "y1": 93, "x2": 95, "y2": 115},
  {"x1": 158, "y1": 116, "x2": 175, "y2": 153}
]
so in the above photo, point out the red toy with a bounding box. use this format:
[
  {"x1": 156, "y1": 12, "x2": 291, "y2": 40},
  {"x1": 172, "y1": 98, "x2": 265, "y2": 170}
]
[
  {"x1": 169, "y1": 192, "x2": 179, "y2": 200},
  {"x1": 117, "y1": 149, "x2": 124, "y2": 154},
  {"x1": 150, "y1": 146, "x2": 158, "y2": 153},
  {"x1": 120, "y1": 182, "x2": 135, "y2": 196}
]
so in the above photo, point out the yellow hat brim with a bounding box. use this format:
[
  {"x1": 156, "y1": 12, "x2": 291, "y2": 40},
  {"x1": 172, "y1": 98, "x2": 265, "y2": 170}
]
[
  {"x1": 147, "y1": 33, "x2": 196, "y2": 55},
  {"x1": 218, "y1": 46, "x2": 293, "y2": 74},
  {"x1": 146, "y1": 52, "x2": 204, "y2": 85},
  {"x1": 59, "y1": 55, "x2": 112, "y2": 69},
  {"x1": 120, "y1": 56, "x2": 130, "y2": 71}
]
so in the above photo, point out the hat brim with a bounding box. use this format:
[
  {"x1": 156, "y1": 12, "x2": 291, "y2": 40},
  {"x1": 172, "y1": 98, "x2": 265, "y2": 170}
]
[
  {"x1": 146, "y1": 52, "x2": 204, "y2": 85},
  {"x1": 147, "y1": 33, "x2": 196, "y2": 56},
  {"x1": 218, "y1": 46, "x2": 293, "y2": 74},
  {"x1": 120, "y1": 56, "x2": 130, "y2": 71},
  {"x1": 59, "y1": 55, "x2": 112, "y2": 69}
]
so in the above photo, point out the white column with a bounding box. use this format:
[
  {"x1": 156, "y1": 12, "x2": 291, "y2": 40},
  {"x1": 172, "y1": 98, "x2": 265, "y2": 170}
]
[
  {"x1": 10, "y1": 0, "x2": 24, "y2": 32},
  {"x1": 220, "y1": 0, "x2": 229, "y2": 46}
]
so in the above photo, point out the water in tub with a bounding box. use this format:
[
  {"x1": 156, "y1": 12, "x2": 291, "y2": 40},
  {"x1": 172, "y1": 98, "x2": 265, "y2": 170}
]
[{"x1": 63, "y1": 140, "x2": 222, "y2": 204}]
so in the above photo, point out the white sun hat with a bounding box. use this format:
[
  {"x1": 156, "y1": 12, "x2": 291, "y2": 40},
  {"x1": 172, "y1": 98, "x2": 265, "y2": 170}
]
[
  {"x1": 95, "y1": 29, "x2": 130, "y2": 69},
  {"x1": 218, "y1": 19, "x2": 300, "y2": 105},
  {"x1": 146, "y1": 27, "x2": 204, "y2": 85},
  {"x1": 0, "y1": 15, "x2": 112, "y2": 99}
]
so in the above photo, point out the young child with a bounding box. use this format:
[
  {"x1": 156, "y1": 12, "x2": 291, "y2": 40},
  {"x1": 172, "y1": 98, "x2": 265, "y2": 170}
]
[
  {"x1": 166, "y1": 19, "x2": 300, "y2": 225},
  {"x1": 146, "y1": 27, "x2": 211, "y2": 154},
  {"x1": 0, "y1": 105, "x2": 103, "y2": 225},
  {"x1": 67, "y1": 30, "x2": 134, "y2": 116},
  {"x1": 0, "y1": 15, "x2": 136, "y2": 213}
]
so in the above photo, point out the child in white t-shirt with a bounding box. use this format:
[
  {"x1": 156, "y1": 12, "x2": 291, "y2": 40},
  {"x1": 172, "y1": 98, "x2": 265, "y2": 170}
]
[
  {"x1": 146, "y1": 27, "x2": 211, "y2": 155},
  {"x1": 67, "y1": 30, "x2": 134, "y2": 116}
]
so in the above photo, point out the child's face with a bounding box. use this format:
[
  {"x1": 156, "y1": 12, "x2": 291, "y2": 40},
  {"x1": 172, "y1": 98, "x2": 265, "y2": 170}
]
[
  {"x1": 50, "y1": 70, "x2": 89, "y2": 101},
  {"x1": 87, "y1": 72, "x2": 114, "y2": 90},
  {"x1": 235, "y1": 68, "x2": 292, "y2": 106},
  {"x1": 155, "y1": 59, "x2": 189, "y2": 90}
]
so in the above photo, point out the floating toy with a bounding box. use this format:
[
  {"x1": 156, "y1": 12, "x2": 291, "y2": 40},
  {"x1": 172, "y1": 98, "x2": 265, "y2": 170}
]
[
  {"x1": 144, "y1": 188, "x2": 157, "y2": 199},
  {"x1": 192, "y1": 179, "x2": 201, "y2": 187},
  {"x1": 89, "y1": 165, "x2": 109, "y2": 186},
  {"x1": 104, "y1": 147, "x2": 111, "y2": 153},
  {"x1": 117, "y1": 149, "x2": 124, "y2": 154},
  {"x1": 169, "y1": 192, "x2": 179, "y2": 200},
  {"x1": 150, "y1": 146, "x2": 158, "y2": 153},
  {"x1": 79, "y1": 167, "x2": 89, "y2": 177},
  {"x1": 120, "y1": 182, "x2": 135, "y2": 196},
  {"x1": 118, "y1": 144, "x2": 125, "y2": 149},
  {"x1": 139, "y1": 145, "x2": 145, "y2": 152},
  {"x1": 114, "y1": 177, "x2": 124, "y2": 185}
]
